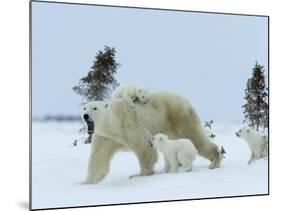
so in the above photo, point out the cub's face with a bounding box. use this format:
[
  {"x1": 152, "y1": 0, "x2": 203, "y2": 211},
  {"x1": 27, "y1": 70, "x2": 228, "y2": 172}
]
[
  {"x1": 81, "y1": 101, "x2": 109, "y2": 135},
  {"x1": 149, "y1": 133, "x2": 167, "y2": 148},
  {"x1": 235, "y1": 126, "x2": 250, "y2": 139},
  {"x1": 136, "y1": 88, "x2": 149, "y2": 103}
]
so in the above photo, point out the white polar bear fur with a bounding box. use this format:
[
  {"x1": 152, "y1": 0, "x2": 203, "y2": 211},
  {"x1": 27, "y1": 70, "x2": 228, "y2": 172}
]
[
  {"x1": 81, "y1": 91, "x2": 223, "y2": 184},
  {"x1": 112, "y1": 83, "x2": 149, "y2": 107},
  {"x1": 151, "y1": 133, "x2": 197, "y2": 173},
  {"x1": 236, "y1": 126, "x2": 268, "y2": 164}
]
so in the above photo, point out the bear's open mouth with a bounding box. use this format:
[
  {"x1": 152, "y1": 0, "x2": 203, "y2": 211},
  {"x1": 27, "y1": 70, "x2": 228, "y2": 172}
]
[
  {"x1": 86, "y1": 120, "x2": 94, "y2": 135},
  {"x1": 148, "y1": 140, "x2": 153, "y2": 147}
]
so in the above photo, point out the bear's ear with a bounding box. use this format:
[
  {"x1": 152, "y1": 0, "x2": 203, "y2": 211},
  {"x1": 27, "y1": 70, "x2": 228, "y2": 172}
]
[
  {"x1": 105, "y1": 103, "x2": 108, "y2": 108},
  {"x1": 159, "y1": 137, "x2": 163, "y2": 141}
]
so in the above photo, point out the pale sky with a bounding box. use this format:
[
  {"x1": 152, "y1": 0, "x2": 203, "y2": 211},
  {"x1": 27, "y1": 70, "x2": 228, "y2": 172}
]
[{"x1": 32, "y1": 1, "x2": 268, "y2": 122}]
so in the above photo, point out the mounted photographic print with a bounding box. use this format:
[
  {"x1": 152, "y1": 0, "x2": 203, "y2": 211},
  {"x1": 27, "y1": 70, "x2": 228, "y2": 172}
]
[{"x1": 30, "y1": 1, "x2": 269, "y2": 210}]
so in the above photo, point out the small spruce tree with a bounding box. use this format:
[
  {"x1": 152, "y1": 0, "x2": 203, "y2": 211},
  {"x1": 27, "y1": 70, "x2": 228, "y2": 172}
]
[
  {"x1": 73, "y1": 46, "x2": 120, "y2": 143},
  {"x1": 73, "y1": 46, "x2": 120, "y2": 101},
  {"x1": 242, "y1": 61, "x2": 268, "y2": 131}
]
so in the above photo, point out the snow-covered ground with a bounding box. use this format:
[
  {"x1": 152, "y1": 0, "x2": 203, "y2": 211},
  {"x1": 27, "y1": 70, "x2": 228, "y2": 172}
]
[{"x1": 31, "y1": 121, "x2": 268, "y2": 210}]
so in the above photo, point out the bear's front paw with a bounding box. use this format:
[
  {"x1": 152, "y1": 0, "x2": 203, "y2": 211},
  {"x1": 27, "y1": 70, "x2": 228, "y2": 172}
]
[
  {"x1": 168, "y1": 169, "x2": 178, "y2": 173},
  {"x1": 129, "y1": 170, "x2": 154, "y2": 179},
  {"x1": 79, "y1": 181, "x2": 93, "y2": 185},
  {"x1": 248, "y1": 159, "x2": 255, "y2": 165},
  {"x1": 178, "y1": 166, "x2": 192, "y2": 172},
  {"x1": 79, "y1": 178, "x2": 100, "y2": 185},
  {"x1": 158, "y1": 169, "x2": 168, "y2": 174}
]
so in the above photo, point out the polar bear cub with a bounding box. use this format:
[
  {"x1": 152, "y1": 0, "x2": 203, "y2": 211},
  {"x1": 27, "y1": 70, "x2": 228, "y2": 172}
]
[
  {"x1": 235, "y1": 126, "x2": 268, "y2": 164},
  {"x1": 112, "y1": 83, "x2": 149, "y2": 108},
  {"x1": 149, "y1": 133, "x2": 198, "y2": 173}
]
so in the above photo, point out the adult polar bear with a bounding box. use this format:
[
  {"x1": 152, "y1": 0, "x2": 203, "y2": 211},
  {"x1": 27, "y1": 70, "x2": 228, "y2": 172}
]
[{"x1": 82, "y1": 91, "x2": 222, "y2": 184}]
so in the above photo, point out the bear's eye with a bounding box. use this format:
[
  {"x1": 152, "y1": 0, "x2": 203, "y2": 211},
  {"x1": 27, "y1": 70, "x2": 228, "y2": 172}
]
[
  {"x1": 93, "y1": 107, "x2": 97, "y2": 110},
  {"x1": 239, "y1": 130, "x2": 241, "y2": 132},
  {"x1": 83, "y1": 107, "x2": 86, "y2": 110}
]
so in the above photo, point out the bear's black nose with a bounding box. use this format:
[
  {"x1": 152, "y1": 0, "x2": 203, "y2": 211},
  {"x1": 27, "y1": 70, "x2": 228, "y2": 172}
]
[{"x1": 83, "y1": 114, "x2": 89, "y2": 121}]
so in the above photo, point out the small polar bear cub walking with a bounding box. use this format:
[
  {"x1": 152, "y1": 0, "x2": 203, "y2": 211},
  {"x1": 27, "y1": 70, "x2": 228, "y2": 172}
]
[
  {"x1": 149, "y1": 133, "x2": 198, "y2": 173},
  {"x1": 235, "y1": 126, "x2": 268, "y2": 164},
  {"x1": 112, "y1": 83, "x2": 149, "y2": 107}
]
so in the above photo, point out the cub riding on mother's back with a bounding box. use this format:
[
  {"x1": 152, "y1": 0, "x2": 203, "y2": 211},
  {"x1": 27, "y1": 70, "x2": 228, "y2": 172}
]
[{"x1": 112, "y1": 83, "x2": 149, "y2": 108}]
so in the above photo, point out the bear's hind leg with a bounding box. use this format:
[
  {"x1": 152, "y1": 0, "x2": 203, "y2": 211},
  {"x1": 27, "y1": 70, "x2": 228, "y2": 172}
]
[
  {"x1": 183, "y1": 118, "x2": 222, "y2": 169},
  {"x1": 177, "y1": 152, "x2": 193, "y2": 172},
  {"x1": 130, "y1": 142, "x2": 158, "y2": 178},
  {"x1": 191, "y1": 131, "x2": 222, "y2": 169}
]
